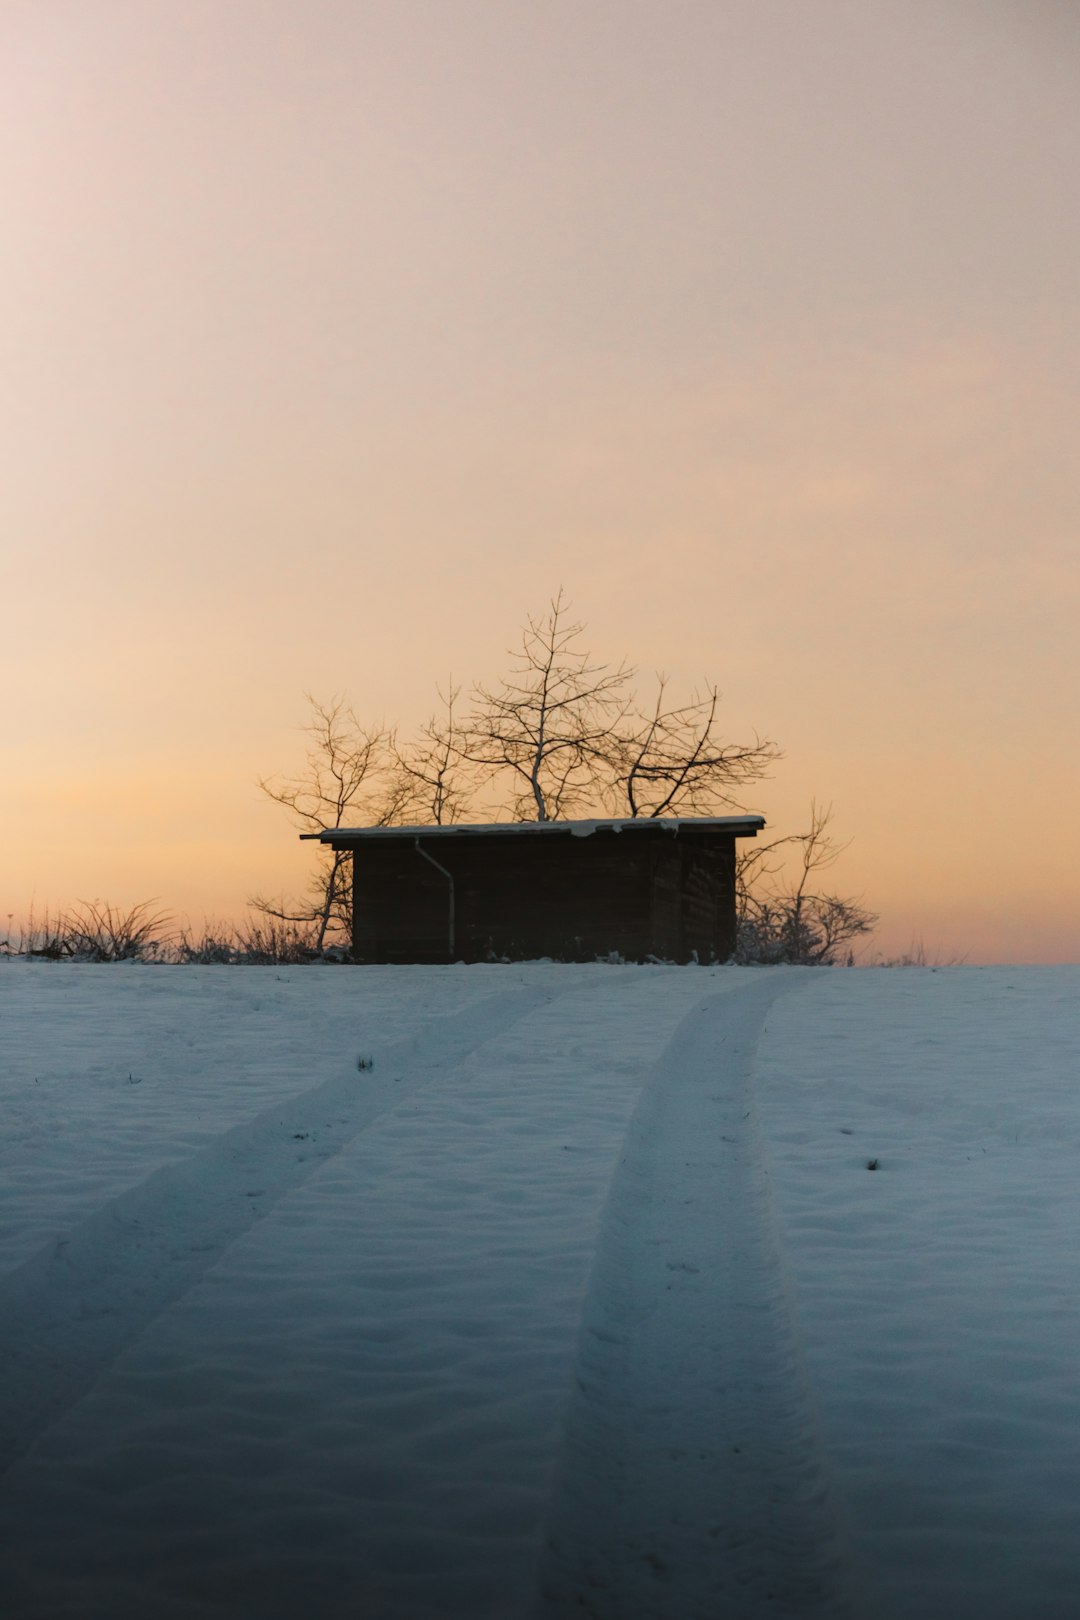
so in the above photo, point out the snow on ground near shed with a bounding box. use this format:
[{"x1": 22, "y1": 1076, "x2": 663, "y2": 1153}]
[{"x1": 0, "y1": 963, "x2": 1078, "y2": 1618}]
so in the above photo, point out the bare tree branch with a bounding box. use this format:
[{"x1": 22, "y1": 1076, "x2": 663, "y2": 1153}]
[
  {"x1": 464, "y1": 589, "x2": 634, "y2": 821},
  {"x1": 251, "y1": 695, "x2": 396, "y2": 951},
  {"x1": 390, "y1": 682, "x2": 474, "y2": 826},
  {"x1": 734, "y1": 802, "x2": 876, "y2": 964},
  {"x1": 612, "y1": 677, "x2": 780, "y2": 819}
]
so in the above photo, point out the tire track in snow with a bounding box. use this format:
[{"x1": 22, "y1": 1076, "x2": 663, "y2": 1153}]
[
  {"x1": 0, "y1": 983, "x2": 561, "y2": 1477},
  {"x1": 536, "y1": 975, "x2": 864, "y2": 1620}
]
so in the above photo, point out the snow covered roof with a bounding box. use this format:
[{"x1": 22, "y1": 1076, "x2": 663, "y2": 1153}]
[{"x1": 305, "y1": 815, "x2": 766, "y2": 844}]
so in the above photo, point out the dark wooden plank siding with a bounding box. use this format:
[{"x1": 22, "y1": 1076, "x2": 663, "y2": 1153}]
[
  {"x1": 677, "y1": 834, "x2": 737, "y2": 962},
  {"x1": 646, "y1": 844, "x2": 684, "y2": 960},
  {"x1": 349, "y1": 825, "x2": 741, "y2": 964}
]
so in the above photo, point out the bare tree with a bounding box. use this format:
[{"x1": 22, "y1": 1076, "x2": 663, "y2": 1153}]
[
  {"x1": 251, "y1": 695, "x2": 399, "y2": 952},
  {"x1": 613, "y1": 677, "x2": 780, "y2": 819},
  {"x1": 390, "y1": 682, "x2": 474, "y2": 826},
  {"x1": 734, "y1": 801, "x2": 877, "y2": 964},
  {"x1": 464, "y1": 590, "x2": 634, "y2": 821},
  {"x1": 257, "y1": 599, "x2": 875, "y2": 962}
]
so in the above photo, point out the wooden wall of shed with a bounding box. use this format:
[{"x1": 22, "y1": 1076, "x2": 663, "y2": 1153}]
[
  {"x1": 679, "y1": 833, "x2": 738, "y2": 961},
  {"x1": 352, "y1": 833, "x2": 659, "y2": 963},
  {"x1": 348, "y1": 828, "x2": 740, "y2": 964},
  {"x1": 641, "y1": 837, "x2": 737, "y2": 962},
  {"x1": 350, "y1": 844, "x2": 448, "y2": 963}
]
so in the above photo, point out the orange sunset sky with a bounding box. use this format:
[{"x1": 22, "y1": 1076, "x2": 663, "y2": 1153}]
[{"x1": 3, "y1": 0, "x2": 1078, "y2": 964}]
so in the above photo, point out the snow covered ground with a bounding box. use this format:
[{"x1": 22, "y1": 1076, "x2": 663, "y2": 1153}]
[{"x1": 1, "y1": 961, "x2": 1078, "y2": 1619}]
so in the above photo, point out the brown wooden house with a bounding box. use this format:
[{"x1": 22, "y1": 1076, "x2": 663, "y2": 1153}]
[{"x1": 306, "y1": 816, "x2": 765, "y2": 964}]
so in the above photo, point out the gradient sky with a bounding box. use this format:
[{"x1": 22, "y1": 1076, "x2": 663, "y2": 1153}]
[{"x1": 3, "y1": 0, "x2": 1078, "y2": 963}]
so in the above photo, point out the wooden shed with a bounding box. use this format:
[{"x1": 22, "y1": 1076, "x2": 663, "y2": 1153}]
[{"x1": 307, "y1": 816, "x2": 765, "y2": 965}]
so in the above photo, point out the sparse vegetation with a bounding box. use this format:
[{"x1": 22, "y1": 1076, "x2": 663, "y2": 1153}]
[
  {"x1": 1, "y1": 907, "x2": 340, "y2": 966},
  {"x1": 1, "y1": 906, "x2": 72, "y2": 960},
  {"x1": 175, "y1": 916, "x2": 327, "y2": 965},
  {"x1": 733, "y1": 803, "x2": 877, "y2": 966},
  {"x1": 1, "y1": 902, "x2": 173, "y2": 963},
  {"x1": 864, "y1": 938, "x2": 968, "y2": 968},
  {"x1": 62, "y1": 901, "x2": 174, "y2": 962}
]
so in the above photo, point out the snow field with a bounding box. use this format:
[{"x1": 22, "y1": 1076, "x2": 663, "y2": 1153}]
[
  {"x1": 755, "y1": 967, "x2": 1080, "y2": 1620},
  {"x1": 1, "y1": 964, "x2": 760, "y2": 1617},
  {"x1": 539, "y1": 976, "x2": 859, "y2": 1619},
  {"x1": 0, "y1": 967, "x2": 505, "y2": 1274},
  {"x1": 1, "y1": 962, "x2": 1079, "y2": 1618}
]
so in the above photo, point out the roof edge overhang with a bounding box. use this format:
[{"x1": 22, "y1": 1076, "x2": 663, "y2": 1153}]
[{"x1": 302, "y1": 815, "x2": 766, "y2": 846}]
